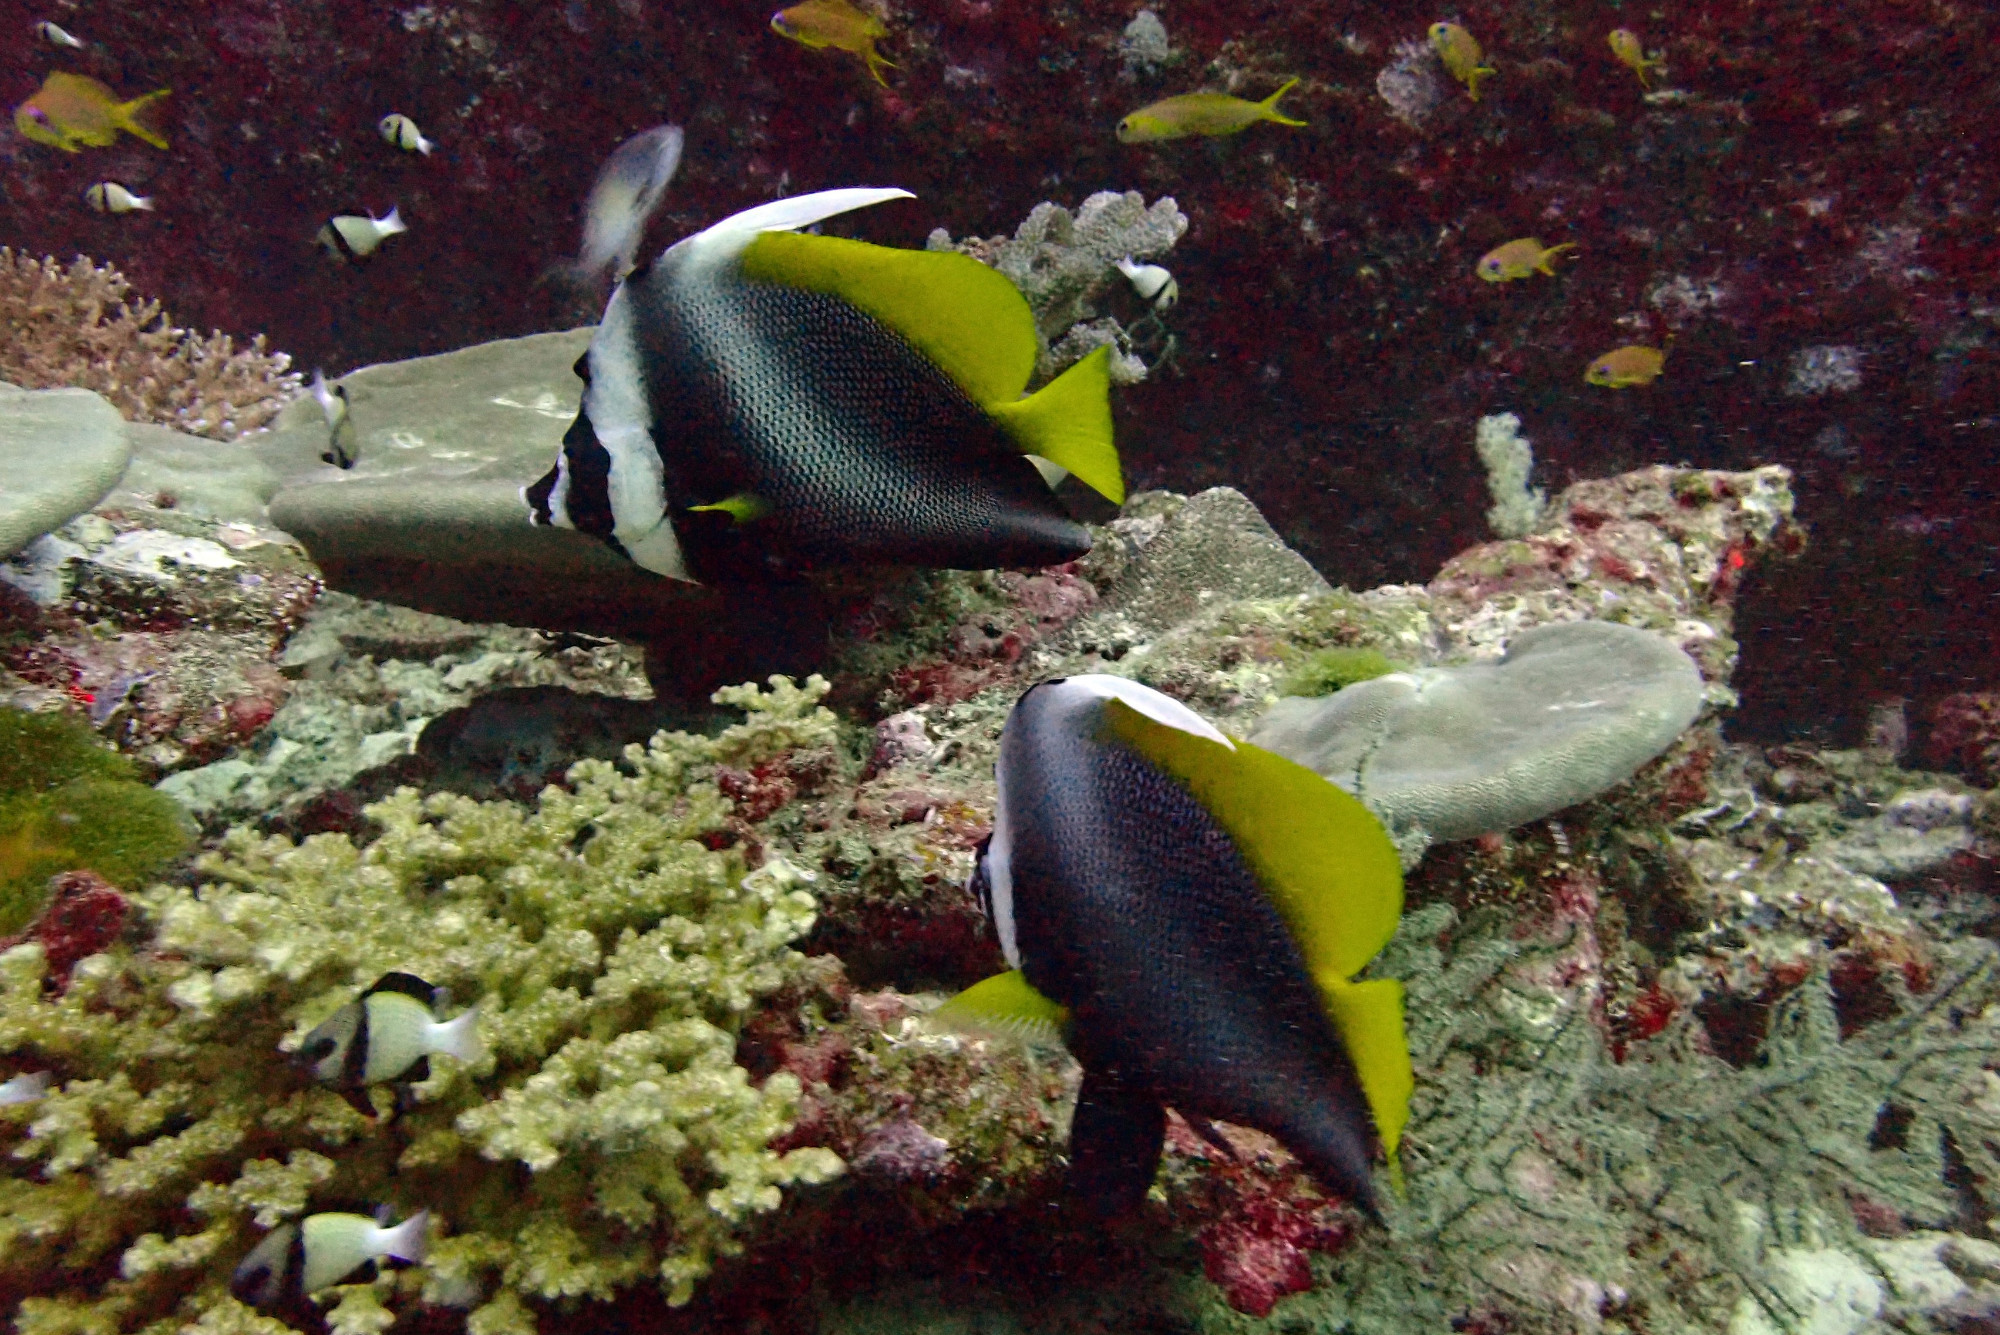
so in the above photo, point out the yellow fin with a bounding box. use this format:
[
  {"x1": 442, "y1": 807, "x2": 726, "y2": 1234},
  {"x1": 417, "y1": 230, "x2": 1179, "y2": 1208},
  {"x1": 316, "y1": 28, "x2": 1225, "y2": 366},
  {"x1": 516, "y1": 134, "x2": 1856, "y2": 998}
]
[
  {"x1": 740, "y1": 231, "x2": 1037, "y2": 404},
  {"x1": 688, "y1": 492, "x2": 770, "y2": 524},
  {"x1": 985, "y1": 345, "x2": 1123, "y2": 504},
  {"x1": 1259, "y1": 77, "x2": 1307, "y2": 127},
  {"x1": 1320, "y1": 976, "x2": 1412, "y2": 1189},
  {"x1": 932, "y1": 970, "x2": 1068, "y2": 1044},
  {"x1": 1099, "y1": 697, "x2": 1403, "y2": 979},
  {"x1": 116, "y1": 88, "x2": 171, "y2": 149}
]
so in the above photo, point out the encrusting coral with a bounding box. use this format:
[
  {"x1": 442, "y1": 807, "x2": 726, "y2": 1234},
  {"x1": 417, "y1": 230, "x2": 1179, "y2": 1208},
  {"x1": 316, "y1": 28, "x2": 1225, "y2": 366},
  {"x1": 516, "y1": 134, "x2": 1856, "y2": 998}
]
[
  {"x1": 0, "y1": 677, "x2": 845, "y2": 1335},
  {"x1": 0, "y1": 249, "x2": 301, "y2": 441}
]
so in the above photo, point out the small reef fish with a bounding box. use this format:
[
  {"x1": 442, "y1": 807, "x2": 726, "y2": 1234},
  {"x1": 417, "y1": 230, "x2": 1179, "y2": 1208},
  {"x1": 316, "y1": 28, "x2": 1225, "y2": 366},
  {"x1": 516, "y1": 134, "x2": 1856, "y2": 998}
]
[
  {"x1": 295, "y1": 971, "x2": 483, "y2": 1087},
  {"x1": 770, "y1": 0, "x2": 895, "y2": 86},
  {"x1": 232, "y1": 1209, "x2": 430, "y2": 1305},
  {"x1": 526, "y1": 187, "x2": 1124, "y2": 583},
  {"x1": 576, "y1": 123, "x2": 685, "y2": 283},
  {"x1": 316, "y1": 206, "x2": 406, "y2": 260},
  {"x1": 1477, "y1": 237, "x2": 1577, "y2": 282},
  {"x1": 310, "y1": 370, "x2": 357, "y2": 469},
  {"x1": 0, "y1": 1070, "x2": 52, "y2": 1105},
  {"x1": 1115, "y1": 256, "x2": 1178, "y2": 310},
  {"x1": 377, "y1": 112, "x2": 434, "y2": 155},
  {"x1": 1429, "y1": 22, "x2": 1496, "y2": 101},
  {"x1": 1116, "y1": 78, "x2": 1305, "y2": 143},
  {"x1": 14, "y1": 72, "x2": 170, "y2": 152},
  {"x1": 1586, "y1": 343, "x2": 1668, "y2": 387},
  {"x1": 84, "y1": 182, "x2": 154, "y2": 214},
  {"x1": 1608, "y1": 29, "x2": 1666, "y2": 90},
  {"x1": 35, "y1": 20, "x2": 83, "y2": 48},
  {"x1": 936, "y1": 676, "x2": 1411, "y2": 1216}
]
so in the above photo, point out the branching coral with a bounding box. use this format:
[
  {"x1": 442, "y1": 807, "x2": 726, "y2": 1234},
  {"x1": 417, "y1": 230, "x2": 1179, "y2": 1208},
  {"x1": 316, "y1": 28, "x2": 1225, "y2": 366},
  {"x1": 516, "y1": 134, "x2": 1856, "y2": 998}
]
[
  {"x1": 1293, "y1": 903, "x2": 2000, "y2": 1335},
  {"x1": 0, "y1": 676, "x2": 846, "y2": 1335},
  {"x1": 0, "y1": 249, "x2": 301, "y2": 441}
]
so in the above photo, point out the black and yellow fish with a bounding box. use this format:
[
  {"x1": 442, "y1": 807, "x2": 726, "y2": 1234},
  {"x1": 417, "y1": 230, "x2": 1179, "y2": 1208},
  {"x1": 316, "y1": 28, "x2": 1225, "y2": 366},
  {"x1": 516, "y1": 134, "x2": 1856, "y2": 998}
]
[
  {"x1": 939, "y1": 675, "x2": 1410, "y2": 1215},
  {"x1": 525, "y1": 188, "x2": 1124, "y2": 583}
]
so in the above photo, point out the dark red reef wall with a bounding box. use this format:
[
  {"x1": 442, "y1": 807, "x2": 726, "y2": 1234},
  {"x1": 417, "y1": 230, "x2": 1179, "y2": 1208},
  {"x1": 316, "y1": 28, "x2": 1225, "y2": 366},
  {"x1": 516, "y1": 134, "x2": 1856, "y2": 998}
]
[{"x1": 2, "y1": 0, "x2": 1996, "y2": 738}]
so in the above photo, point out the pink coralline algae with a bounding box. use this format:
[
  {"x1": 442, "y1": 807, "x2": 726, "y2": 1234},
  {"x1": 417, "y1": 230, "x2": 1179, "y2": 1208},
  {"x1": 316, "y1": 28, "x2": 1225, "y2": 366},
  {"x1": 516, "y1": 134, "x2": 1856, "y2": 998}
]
[
  {"x1": 1, "y1": 870, "x2": 130, "y2": 991},
  {"x1": 1929, "y1": 693, "x2": 2000, "y2": 787},
  {"x1": 1161, "y1": 1117, "x2": 1358, "y2": 1317}
]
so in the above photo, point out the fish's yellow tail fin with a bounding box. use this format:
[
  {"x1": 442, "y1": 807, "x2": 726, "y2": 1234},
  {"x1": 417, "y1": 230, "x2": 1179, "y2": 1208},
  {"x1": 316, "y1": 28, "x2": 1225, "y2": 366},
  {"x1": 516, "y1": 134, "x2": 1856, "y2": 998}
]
[
  {"x1": 1467, "y1": 66, "x2": 1497, "y2": 101},
  {"x1": 117, "y1": 88, "x2": 171, "y2": 149},
  {"x1": 864, "y1": 44, "x2": 897, "y2": 85},
  {"x1": 1538, "y1": 242, "x2": 1580, "y2": 276},
  {"x1": 1318, "y1": 977, "x2": 1412, "y2": 1179},
  {"x1": 1259, "y1": 77, "x2": 1308, "y2": 127},
  {"x1": 985, "y1": 345, "x2": 1124, "y2": 505}
]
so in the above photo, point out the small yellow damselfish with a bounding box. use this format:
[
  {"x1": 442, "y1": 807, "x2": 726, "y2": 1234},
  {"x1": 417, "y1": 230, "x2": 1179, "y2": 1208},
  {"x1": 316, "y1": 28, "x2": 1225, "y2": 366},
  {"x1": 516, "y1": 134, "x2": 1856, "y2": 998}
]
[
  {"x1": 1608, "y1": 29, "x2": 1666, "y2": 90},
  {"x1": 770, "y1": 0, "x2": 895, "y2": 86},
  {"x1": 1586, "y1": 343, "x2": 1668, "y2": 387},
  {"x1": 14, "y1": 72, "x2": 169, "y2": 152},
  {"x1": 1117, "y1": 78, "x2": 1306, "y2": 143},
  {"x1": 1429, "y1": 22, "x2": 1496, "y2": 101},
  {"x1": 1477, "y1": 237, "x2": 1577, "y2": 282}
]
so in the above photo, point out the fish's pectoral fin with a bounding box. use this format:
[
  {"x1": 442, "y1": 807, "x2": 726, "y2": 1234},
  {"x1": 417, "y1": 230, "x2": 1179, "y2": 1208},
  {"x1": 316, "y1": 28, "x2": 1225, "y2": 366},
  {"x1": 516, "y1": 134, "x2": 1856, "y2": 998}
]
[
  {"x1": 741, "y1": 230, "x2": 1037, "y2": 403},
  {"x1": 932, "y1": 970, "x2": 1068, "y2": 1045},
  {"x1": 687, "y1": 492, "x2": 771, "y2": 525},
  {"x1": 1068, "y1": 1073, "x2": 1167, "y2": 1217},
  {"x1": 985, "y1": 345, "x2": 1123, "y2": 504},
  {"x1": 1318, "y1": 976, "x2": 1412, "y2": 1175}
]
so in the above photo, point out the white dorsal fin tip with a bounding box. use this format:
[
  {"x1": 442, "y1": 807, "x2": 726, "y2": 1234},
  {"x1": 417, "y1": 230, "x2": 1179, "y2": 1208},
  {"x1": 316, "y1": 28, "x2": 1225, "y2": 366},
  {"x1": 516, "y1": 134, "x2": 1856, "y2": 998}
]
[
  {"x1": 1061, "y1": 674, "x2": 1235, "y2": 749},
  {"x1": 687, "y1": 187, "x2": 916, "y2": 260}
]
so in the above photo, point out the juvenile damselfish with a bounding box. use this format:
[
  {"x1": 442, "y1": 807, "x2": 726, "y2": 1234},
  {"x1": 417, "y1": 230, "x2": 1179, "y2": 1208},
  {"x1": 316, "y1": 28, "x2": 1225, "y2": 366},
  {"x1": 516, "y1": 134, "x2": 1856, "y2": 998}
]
[
  {"x1": 14, "y1": 72, "x2": 169, "y2": 152},
  {"x1": 294, "y1": 971, "x2": 483, "y2": 1089},
  {"x1": 770, "y1": 0, "x2": 895, "y2": 85},
  {"x1": 526, "y1": 187, "x2": 1123, "y2": 583},
  {"x1": 232, "y1": 1209, "x2": 430, "y2": 1304},
  {"x1": 1429, "y1": 22, "x2": 1496, "y2": 101},
  {"x1": 938, "y1": 676, "x2": 1411, "y2": 1216},
  {"x1": 1608, "y1": 29, "x2": 1666, "y2": 90},
  {"x1": 1586, "y1": 343, "x2": 1668, "y2": 387},
  {"x1": 1477, "y1": 237, "x2": 1577, "y2": 282}
]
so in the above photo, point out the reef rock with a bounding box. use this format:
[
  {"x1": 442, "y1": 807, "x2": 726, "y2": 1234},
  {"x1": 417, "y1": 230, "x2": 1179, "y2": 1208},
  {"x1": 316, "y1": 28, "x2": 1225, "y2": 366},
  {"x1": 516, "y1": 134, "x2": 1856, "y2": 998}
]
[{"x1": 0, "y1": 385, "x2": 131, "y2": 558}]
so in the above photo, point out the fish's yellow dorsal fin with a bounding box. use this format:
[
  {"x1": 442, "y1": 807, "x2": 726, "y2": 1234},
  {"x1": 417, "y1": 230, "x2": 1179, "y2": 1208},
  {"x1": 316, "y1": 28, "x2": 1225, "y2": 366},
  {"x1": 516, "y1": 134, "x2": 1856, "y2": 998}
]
[
  {"x1": 740, "y1": 230, "x2": 1037, "y2": 404},
  {"x1": 984, "y1": 345, "x2": 1124, "y2": 505},
  {"x1": 931, "y1": 970, "x2": 1069, "y2": 1045},
  {"x1": 1099, "y1": 697, "x2": 1404, "y2": 979},
  {"x1": 1319, "y1": 976, "x2": 1412, "y2": 1191}
]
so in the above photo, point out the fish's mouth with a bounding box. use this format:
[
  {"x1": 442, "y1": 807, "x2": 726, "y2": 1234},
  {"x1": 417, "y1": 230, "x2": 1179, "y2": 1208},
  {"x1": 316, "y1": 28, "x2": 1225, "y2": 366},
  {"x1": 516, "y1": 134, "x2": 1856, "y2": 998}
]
[{"x1": 770, "y1": 14, "x2": 796, "y2": 34}]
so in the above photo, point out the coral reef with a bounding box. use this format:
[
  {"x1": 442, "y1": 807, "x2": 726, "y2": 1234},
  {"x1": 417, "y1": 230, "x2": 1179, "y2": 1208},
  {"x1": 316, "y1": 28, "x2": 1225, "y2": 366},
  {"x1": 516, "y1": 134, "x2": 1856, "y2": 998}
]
[
  {"x1": 1475, "y1": 411, "x2": 1546, "y2": 540},
  {"x1": 0, "y1": 678, "x2": 843, "y2": 1334},
  {"x1": 0, "y1": 251, "x2": 300, "y2": 441},
  {"x1": 927, "y1": 192, "x2": 1188, "y2": 384}
]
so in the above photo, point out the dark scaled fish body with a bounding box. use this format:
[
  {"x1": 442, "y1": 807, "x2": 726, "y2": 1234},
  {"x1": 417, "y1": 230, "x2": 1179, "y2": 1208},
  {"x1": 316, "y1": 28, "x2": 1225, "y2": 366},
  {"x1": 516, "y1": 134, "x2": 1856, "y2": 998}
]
[
  {"x1": 527, "y1": 188, "x2": 1122, "y2": 584},
  {"x1": 946, "y1": 676, "x2": 1409, "y2": 1216}
]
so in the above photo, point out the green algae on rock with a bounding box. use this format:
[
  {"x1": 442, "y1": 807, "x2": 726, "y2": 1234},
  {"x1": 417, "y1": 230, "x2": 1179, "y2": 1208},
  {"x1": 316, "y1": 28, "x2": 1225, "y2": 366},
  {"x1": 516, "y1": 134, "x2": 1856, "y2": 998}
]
[
  {"x1": 0, "y1": 709, "x2": 193, "y2": 934},
  {"x1": 0, "y1": 677, "x2": 845, "y2": 1335}
]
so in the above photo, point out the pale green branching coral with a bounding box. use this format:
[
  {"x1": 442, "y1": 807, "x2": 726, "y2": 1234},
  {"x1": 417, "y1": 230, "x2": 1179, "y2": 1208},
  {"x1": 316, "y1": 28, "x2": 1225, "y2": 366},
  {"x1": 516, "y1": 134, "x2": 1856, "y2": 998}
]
[{"x1": 0, "y1": 676, "x2": 847, "y2": 1335}]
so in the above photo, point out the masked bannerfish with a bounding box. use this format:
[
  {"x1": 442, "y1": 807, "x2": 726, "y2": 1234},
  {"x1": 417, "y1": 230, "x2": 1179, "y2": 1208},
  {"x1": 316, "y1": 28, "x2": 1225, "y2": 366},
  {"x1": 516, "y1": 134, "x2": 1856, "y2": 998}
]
[
  {"x1": 525, "y1": 188, "x2": 1123, "y2": 583},
  {"x1": 294, "y1": 971, "x2": 483, "y2": 1089},
  {"x1": 937, "y1": 675, "x2": 1410, "y2": 1216},
  {"x1": 231, "y1": 1208, "x2": 430, "y2": 1304}
]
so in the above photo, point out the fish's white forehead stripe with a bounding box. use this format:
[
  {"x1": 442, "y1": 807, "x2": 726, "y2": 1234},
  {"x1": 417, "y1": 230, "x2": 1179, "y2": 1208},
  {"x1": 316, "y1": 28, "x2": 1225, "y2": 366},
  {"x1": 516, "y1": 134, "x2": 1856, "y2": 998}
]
[
  {"x1": 1051, "y1": 674, "x2": 1234, "y2": 748},
  {"x1": 985, "y1": 748, "x2": 1020, "y2": 970},
  {"x1": 588, "y1": 285, "x2": 666, "y2": 542}
]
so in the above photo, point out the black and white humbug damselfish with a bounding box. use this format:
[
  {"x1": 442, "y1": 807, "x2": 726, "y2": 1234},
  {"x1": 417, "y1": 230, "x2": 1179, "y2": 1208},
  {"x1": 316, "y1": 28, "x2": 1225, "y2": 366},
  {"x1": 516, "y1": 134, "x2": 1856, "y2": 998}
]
[
  {"x1": 937, "y1": 676, "x2": 1412, "y2": 1217},
  {"x1": 231, "y1": 1207, "x2": 430, "y2": 1305},
  {"x1": 293, "y1": 971, "x2": 484, "y2": 1091},
  {"x1": 524, "y1": 187, "x2": 1125, "y2": 583}
]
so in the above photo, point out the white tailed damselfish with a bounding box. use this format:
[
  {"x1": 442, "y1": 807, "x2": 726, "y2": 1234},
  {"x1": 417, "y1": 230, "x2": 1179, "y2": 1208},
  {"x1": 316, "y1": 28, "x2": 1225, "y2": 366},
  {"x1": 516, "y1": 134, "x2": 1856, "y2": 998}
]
[
  {"x1": 294, "y1": 971, "x2": 483, "y2": 1089},
  {"x1": 525, "y1": 188, "x2": 1124, "y2": 583},
  {"x1": 231, "y1": 1208, "x2": 430, "y2": 1304},
  {"x1": 938, "y1": 675, "x2": 1411, "y2": 1217}
]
